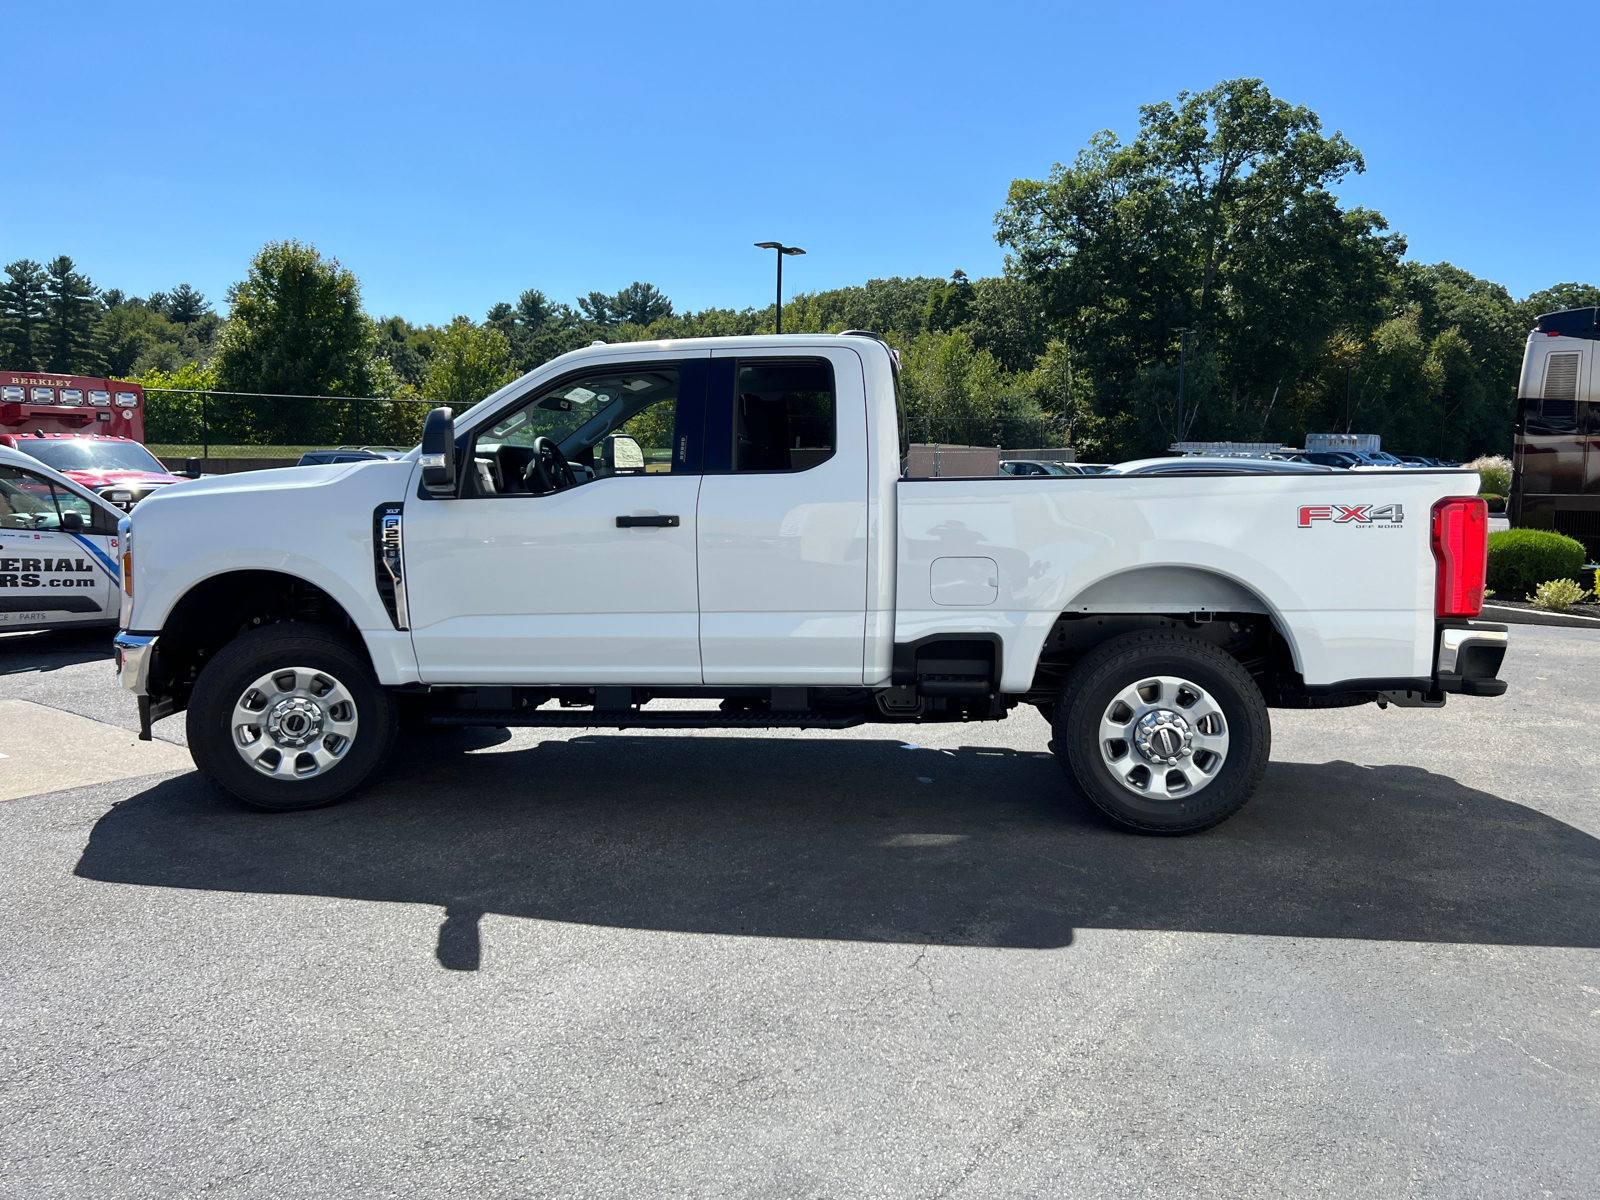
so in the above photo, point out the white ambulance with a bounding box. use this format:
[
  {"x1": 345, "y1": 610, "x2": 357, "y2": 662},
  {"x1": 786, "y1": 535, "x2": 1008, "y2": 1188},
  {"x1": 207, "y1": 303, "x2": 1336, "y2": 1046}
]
[{"x1": 0, "y1": 444, "x2": 125, "y2": 635}]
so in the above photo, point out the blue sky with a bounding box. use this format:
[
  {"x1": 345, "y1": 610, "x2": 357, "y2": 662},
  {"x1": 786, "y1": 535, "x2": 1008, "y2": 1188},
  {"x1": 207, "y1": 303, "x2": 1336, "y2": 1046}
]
[{"x1": 1, "y1": 1, "x2": 1590, "y2": 326}]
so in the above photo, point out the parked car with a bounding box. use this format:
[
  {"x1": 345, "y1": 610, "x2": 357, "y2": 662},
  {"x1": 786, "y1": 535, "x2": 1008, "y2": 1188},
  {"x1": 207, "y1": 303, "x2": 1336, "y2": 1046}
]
[
  {"x1": 115, "y1": 332, "x2": 1507, "y2": 836},
  {"x1": 1294, "y1": 451, "x2": 1363, "y2": 469},
  {"x1": 999, "y1": 459, "x2": 1073, "y2": 476},
  {"x1": 1107, "y1": 456, "x2": 1335, "y2": 475},
  {"x1": 0, "y1": 432, "x2": 190, "y2": 510},
  {"x1": 296, "y1": 446, "x2": 408, "y2": 467},
  {"x1": 0, "y1": 443, "x2": 126, "y2": 633}
]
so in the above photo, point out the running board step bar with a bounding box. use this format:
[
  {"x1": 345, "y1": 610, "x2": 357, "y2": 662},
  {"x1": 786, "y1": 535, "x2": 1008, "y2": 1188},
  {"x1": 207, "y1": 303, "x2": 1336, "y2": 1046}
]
[{"x1": 425, "y1": 708, "x2": 869, "y2": 731}]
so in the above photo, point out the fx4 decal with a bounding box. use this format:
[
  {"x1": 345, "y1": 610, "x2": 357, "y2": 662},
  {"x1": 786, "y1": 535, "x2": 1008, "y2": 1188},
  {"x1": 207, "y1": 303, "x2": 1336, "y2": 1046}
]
[{"x1": 1298, "y1": 504, "x2": 1404, "y2": 527}]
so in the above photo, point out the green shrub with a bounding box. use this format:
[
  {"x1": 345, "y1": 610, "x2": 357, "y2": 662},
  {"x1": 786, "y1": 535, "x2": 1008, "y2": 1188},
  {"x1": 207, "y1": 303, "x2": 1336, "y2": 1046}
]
[
  {"x1": 1528, "y1": 578, "x2": 1591, "y2": 611},
  {"x1": 1479, "y1": 493, "x2": 1506, "y2": 513},
  {"x1": 1467, "y1": 454, "x2": 1512, "y2": 496},
  {"x1": 1486, "y1": 529, "x2": 1587, "y2": 595}
]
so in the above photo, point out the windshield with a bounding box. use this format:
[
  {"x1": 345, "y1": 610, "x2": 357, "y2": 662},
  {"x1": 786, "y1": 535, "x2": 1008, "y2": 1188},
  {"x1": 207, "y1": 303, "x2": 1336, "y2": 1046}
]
[{"x1": 22, "y1": 439, "x2": 166, "y2": 474}]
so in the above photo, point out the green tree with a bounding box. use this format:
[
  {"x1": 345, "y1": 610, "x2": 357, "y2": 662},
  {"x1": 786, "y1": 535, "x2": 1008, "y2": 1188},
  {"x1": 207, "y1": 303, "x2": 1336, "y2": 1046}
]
[
  {"x1": 897, "y1": 329, "x2": 1046, "y2": 446},
  {"x1": 1, "y1": 259, "x2": 49, "y2": 368},
  {"x1": 923, "y1": 270, "x2": 974, "y2": 332},
  {"x1": 1521, "y1": 282, "x2": 1600, "y2": 316},
  {"x1": 996, "y1": 78, "x2": 1401, "y2": 457},
  {"x1": 577, "y1": 291, "x2": 614, "y2": 325},
  {"x1": 165, "y1": 283, "x2": 211, "y2": 325},
  {"x1": 213, "y1": 240, "x2": 377, "y2": 442},
  {"x1": 41, "y1": 255, "x2": 99, "y2": 372},
  {"x1": 95, "y1": 298, "x2": 167, "y2": 377},
  {"x1": 132, "y1": 361, "x2": 219, "y2": 446},
  {"x1": 372, "y1": 315, "x2": 429, "y2": 388},
  {"x1": 610, "y1": 281, "x2": 673, "y2": 326},
  {"x1": 421, "y1": 317, "x2": 518, "y2": 412}
]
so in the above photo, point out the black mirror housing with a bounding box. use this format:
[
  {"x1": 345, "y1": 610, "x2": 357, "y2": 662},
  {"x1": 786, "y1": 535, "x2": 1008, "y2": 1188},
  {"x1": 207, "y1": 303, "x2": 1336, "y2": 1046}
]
[
  {"x1": 420, "y1": 407, "x2": 457, "y2": 496},
  {"x1": 61, "y1": 510, "x2": 86, "y2": 533}
]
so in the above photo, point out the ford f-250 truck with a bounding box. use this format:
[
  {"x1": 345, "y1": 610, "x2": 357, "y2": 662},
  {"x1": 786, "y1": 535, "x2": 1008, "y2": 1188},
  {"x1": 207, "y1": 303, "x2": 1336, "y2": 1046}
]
[{"x1": 113, "y1": 332, "x2": 1509, "y2": 834}]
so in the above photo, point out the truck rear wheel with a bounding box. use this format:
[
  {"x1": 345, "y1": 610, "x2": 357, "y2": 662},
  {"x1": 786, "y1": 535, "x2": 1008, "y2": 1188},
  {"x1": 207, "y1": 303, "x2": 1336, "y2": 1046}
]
[
  {"x1": 187, "y1": 625, "x2": 396, "y2": 812},
  {"x1": 1052, "y1": 630, "x2": 1269, "y2": 835}
]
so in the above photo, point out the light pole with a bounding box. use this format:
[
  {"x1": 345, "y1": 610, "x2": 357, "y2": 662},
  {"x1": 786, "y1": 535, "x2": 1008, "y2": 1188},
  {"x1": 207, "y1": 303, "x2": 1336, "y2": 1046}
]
[
  {"x1": 755, "y1": 241, "x2": 805, "y2": 333},
  {"x1": 1174, "y1": 327, "x2": 1195, "y2": 443}
]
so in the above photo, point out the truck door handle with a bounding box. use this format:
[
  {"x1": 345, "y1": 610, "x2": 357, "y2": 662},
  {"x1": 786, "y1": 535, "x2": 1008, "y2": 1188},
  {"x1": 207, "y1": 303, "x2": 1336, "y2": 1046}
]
[{"x1": 615, "y1": 514, "x2": 680, "y2": 528}]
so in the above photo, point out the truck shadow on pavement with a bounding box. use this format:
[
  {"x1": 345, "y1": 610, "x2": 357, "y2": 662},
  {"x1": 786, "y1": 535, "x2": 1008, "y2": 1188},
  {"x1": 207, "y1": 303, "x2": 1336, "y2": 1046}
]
[
  {"x1": 0, "y1": 628, "x2": 114, "y2": 676},
  {"x1": 75, "y1": 731, "x2": 1600, "y2": 970}
]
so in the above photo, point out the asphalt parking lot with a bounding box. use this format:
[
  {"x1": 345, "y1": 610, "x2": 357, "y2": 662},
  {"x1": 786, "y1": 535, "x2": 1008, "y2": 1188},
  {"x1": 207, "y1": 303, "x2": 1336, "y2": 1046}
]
[{"x1": 1, "y1": 626, "x2": 1596, "y2": 1199}]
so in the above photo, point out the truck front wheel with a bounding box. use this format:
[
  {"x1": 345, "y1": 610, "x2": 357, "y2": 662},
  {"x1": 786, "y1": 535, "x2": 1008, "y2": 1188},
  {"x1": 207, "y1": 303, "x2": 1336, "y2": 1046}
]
[
  {"x1": 1052, "y1": 630, "x2": 1269, "y2": 835},
  {"x1": 187, "y1": 625, "x2": 397, "y2": 812}
]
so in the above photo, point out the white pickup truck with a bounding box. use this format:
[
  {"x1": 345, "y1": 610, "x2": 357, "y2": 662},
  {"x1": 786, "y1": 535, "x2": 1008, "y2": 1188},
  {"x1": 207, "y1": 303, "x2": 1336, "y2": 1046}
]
[{"x1": 114, "y1": 332, "x2": 1508, "y2": 834}]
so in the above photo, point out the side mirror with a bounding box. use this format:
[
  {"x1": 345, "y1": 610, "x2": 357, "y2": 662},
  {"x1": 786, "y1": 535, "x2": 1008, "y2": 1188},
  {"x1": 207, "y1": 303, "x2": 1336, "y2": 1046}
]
[
  {"x1": 603, "y1": 434, "x2": 645, "y2": 474},
  {"x1": 61, "y1": 510, "x2": 86, "y2": 533},
  {"x1": 419, "y1": 407, "x2": 457, "y2": 497}
]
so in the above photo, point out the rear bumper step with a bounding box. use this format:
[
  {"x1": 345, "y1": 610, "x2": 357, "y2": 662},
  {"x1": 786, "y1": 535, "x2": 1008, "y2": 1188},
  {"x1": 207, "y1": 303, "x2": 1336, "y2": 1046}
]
[{"x1": 425, "y1": 708, "x2": 869, "y2": 731}]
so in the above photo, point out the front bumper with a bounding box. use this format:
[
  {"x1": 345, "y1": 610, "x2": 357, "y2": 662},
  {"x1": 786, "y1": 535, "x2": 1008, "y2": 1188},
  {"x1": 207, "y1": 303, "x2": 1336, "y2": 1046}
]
[
  {"x1": 1437, "y1": 621, "x2": 1509, "y2": 696},
  {"x1": 114, "y1": 631, "x2": 157, "y2": 696}
]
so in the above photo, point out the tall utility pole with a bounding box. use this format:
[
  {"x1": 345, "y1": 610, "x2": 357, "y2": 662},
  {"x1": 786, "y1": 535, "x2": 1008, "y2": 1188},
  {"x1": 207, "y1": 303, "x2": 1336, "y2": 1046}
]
[
  {"x1": 755, "y1": 242, "x2": 805, "y2": 334},
  {"x1": 1173, "y1": 327, "x2": 1195, "y2": 442},
  {"x1": 1344, "y1": 363, "x2": 1353, "y2": 433}
]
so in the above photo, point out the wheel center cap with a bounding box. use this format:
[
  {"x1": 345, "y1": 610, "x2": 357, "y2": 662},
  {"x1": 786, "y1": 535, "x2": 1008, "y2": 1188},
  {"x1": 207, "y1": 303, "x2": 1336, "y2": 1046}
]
[
  {"x1": 1134, "y1": 709, "x2": 1193, "y2": 765},
  {"x1": 266, "y1": 697, "x2": 325, "y2": 748}
]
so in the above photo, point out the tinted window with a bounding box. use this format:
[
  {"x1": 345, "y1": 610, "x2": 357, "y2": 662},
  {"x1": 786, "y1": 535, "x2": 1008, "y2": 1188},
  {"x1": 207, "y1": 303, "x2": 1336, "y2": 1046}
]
[
  {"x1": 732, "y1": 360, "x2": 835, "y2": 473},
  {"x1": 0, "y1": 466, "x2": 103, "y2": 530}
]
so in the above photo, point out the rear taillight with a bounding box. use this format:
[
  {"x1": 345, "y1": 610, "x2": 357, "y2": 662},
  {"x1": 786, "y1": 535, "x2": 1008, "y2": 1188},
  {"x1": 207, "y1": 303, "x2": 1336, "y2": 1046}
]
[{"x1": 1432, "y1": 497, "x2": 1487, "y2": 617}]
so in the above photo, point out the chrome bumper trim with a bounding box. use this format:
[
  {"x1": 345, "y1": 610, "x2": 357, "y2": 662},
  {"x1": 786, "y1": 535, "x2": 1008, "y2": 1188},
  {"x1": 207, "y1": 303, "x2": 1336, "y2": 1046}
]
[
  {"x1": 1438, "y1": 624, "x2": 1509, "y2": 674},
  {"x1": 114, "y1": 632, "x2": 158, "y2": 696}
]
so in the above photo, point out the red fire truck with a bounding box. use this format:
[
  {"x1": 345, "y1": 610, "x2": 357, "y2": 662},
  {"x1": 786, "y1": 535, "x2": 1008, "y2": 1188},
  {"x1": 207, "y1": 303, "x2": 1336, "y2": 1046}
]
[{"x1": 1, "y1": 371, "x2": 146, "y2": 442}]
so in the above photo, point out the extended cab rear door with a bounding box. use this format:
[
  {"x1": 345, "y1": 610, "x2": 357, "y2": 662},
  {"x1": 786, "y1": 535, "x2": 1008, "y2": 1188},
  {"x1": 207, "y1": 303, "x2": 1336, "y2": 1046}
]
[{"x1": 696, "y1": 345, "x2": 869, "y2": 684}]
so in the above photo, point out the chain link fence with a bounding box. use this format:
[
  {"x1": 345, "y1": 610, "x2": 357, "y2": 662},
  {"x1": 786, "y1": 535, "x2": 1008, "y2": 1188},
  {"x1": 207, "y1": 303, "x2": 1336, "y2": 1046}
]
[{"x1": 143, "y1": 388, "x2": 433, "y2": 456}]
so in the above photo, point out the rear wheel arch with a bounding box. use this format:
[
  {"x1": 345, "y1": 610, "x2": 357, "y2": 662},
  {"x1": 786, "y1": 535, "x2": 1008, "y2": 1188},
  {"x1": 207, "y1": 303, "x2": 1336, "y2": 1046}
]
[{"x1": 1028, "y1": 566, "x2": 1303, "y2": 702}]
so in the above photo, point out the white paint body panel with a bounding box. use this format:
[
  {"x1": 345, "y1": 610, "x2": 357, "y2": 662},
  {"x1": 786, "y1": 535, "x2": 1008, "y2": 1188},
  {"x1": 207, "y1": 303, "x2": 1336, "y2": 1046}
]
[
  {"x1": 124, "y1": 334, "x2": 1478, "y2": 698},
  {"x1": 126, "y1": 460, "x2": 425, "y2": 685},
  {"x1": 405, "y1": 474, "x2": 704, "y2": 684},
  {"x1": 895, "y1": 473, "x2": 1466, "y2": 691}
]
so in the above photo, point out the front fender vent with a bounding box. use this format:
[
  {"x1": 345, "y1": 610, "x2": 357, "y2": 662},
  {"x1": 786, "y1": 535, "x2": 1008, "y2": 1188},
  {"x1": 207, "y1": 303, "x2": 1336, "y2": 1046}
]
[{"x1": 373, "y1": 503, "x2": 408, "y2": 630}]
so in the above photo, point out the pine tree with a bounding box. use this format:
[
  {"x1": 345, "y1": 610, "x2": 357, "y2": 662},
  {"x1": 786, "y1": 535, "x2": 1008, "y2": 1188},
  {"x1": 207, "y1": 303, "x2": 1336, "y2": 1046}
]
[
  {"x1": 165, "y1": 282, "x2": 210, "y2": 325},
  {"x1": 1, "y1": 260, "x2": 49, "y2": 368},
  {"x1": 42, "y1": 256, "x2": 99, "y2": 372}
]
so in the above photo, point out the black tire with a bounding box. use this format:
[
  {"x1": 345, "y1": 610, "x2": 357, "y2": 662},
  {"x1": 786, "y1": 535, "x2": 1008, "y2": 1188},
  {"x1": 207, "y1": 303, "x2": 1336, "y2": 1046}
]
[
  {"x1": 187, "y1": 625, "x2": 397, "y2": 812},
  {"x1": 1052, "y1": 630, "x2": 1269, "y2": 835}
]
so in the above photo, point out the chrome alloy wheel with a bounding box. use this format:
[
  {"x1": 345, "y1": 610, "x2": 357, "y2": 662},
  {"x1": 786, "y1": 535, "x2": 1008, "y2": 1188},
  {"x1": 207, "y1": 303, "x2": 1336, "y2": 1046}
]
[
  {"x1": 230, "y1": 666, "x2": 360, "y2": 779},
  {"x1": 1098, "y1": 675, "x2": 1229, "y2": 799}
]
